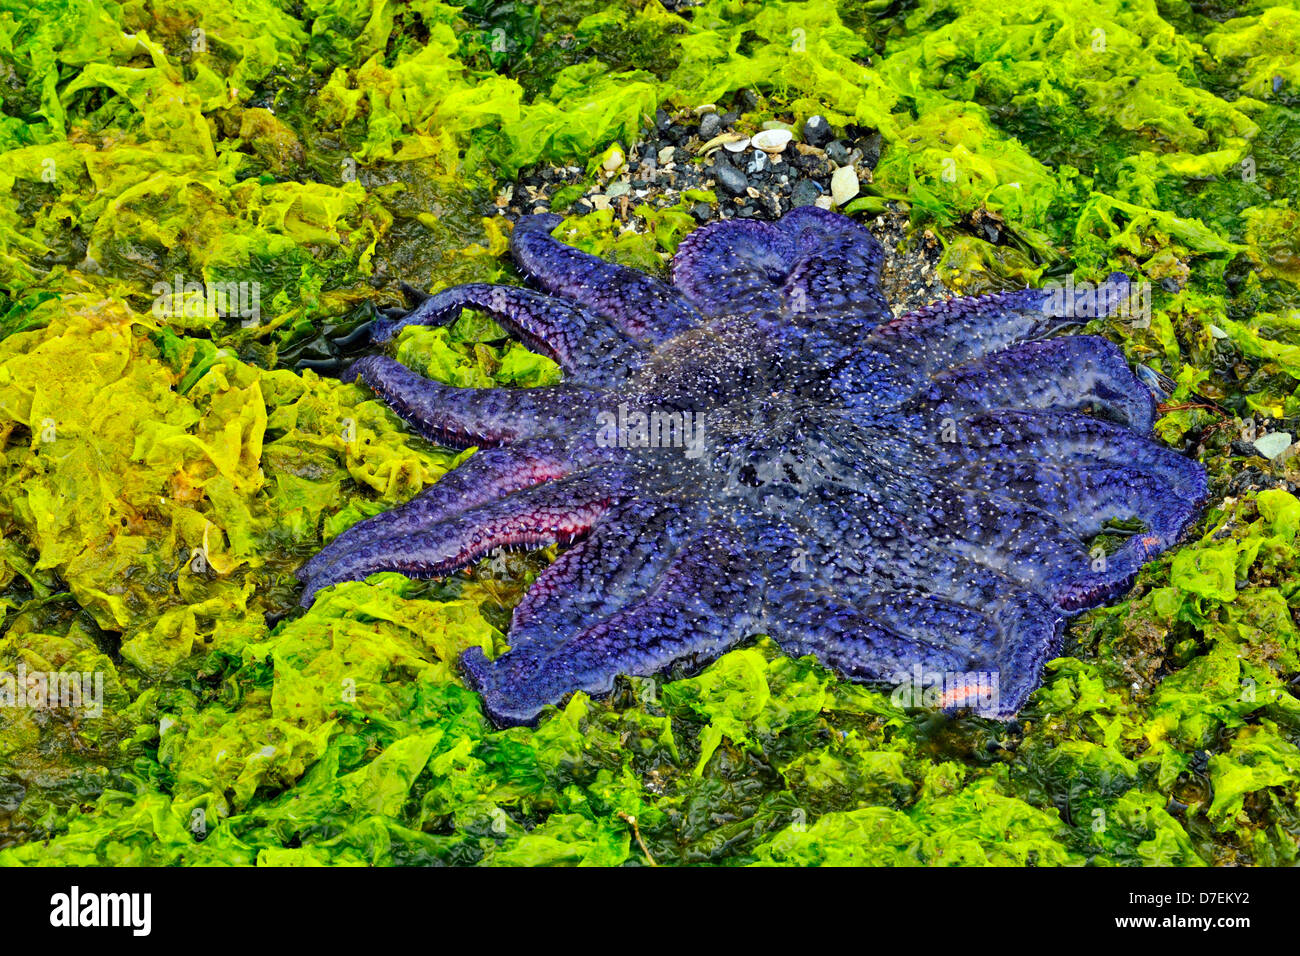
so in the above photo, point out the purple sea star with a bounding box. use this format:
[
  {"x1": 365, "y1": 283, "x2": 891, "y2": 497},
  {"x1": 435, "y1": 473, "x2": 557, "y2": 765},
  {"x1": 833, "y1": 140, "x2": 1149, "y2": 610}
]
[{"x1": 299, "y1": 208, "x2": 1207, "y2": 726}]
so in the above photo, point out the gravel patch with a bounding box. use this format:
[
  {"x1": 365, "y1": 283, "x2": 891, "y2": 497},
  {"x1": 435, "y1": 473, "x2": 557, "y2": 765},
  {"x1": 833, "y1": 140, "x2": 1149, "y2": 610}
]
[{"x1": 493, "y1": 95, "x2": 952, "y2": 313}]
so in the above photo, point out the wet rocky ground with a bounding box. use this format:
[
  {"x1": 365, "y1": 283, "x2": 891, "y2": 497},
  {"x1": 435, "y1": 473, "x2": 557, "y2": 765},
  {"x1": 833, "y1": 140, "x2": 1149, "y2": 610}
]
[{"x1": 495, "y1": 95, "x2": 950, "y2": 313}]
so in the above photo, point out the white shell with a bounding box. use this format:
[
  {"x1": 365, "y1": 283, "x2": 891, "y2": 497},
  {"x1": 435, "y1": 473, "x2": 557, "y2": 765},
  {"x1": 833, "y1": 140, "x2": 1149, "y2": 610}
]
[
  {"x1": 723, "y1": 137, "x2": 751, "y2": 152},
  {"x1": 752, "y1": 128, "x2": 793, "y2": 153}
]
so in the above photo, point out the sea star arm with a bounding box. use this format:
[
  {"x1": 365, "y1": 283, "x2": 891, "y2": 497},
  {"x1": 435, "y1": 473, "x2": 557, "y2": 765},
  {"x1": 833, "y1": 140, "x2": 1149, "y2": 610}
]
[
  {"x1": 509, "y1": 214, "x2": 701, "y2": 344},
  {"x1": 942, "y1": 459, "x2": 1201, "y2": 547},
  {"x1": 775, "y1": 593, "x2": 975, "y2": 689},
  {"x1": 935, "y1": 409, "x2": 1208, "y2": 503},
  {"x1": 460, "y1": 524, "x2": 752, "y2": 725},
  {"x1": 774, "y1": 586, "x2": 1061, "y2": 716},
  {"x1": 298, "y1": 468, "x2": 630, "y2": 605},
  {"x1": 370, "y1": 282, "x2": 644, "y2": 386},
  {"x1": 347, "y1": 355, "x2": 604, "y2": 448},
  {"x1": 670, "y1": 207, "x2": 888, "y2": 326},
  {"x1": 505, "y1": 499, "x2": 706, "y2": 637},
  {"x1": 922, "y1": 483, "x2": 1154, "y2": 611},
  {"x1": 923, "y1": 408, "x2": 1207, "y2": 610},
  {"x1": 913, "y1": 336, "x2": 1157, "y2": 431},
  {"x1": 300, "y1": 436, "x2": 585, "y2": 584},
  {"x1": 868, "y1": 274, "x2": 1133, "y2": 376},
  {"x1": 765, "y1": 492, "x2": 1068, "y2": 715}
]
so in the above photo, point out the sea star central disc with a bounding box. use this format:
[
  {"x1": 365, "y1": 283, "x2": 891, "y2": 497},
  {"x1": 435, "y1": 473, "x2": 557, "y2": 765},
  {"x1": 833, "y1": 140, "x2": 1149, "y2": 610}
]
[{"x1": 299, "y1": 208, "x2": 1208, "y2": 726}]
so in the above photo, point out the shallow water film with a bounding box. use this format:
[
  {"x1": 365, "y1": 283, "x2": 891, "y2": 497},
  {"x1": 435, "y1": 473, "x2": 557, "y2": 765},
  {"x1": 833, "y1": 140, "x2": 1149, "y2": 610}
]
[{"x1": 1, "y1": 0, "x2": 1300, "y2": 868}]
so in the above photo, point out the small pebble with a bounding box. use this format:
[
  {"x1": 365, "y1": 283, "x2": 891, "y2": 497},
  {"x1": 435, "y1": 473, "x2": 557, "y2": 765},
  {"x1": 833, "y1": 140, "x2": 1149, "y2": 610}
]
[
  {"x1": 790, "y1": 180, "x2": 821, "y2": 207},
  {"x1": 657, "y1": 145, "x2": 676, "y2": 164},
  {"x1": 602, "y1": 147, "x2": 624, "y2": 173},
  {"x1": 814, "y1": 195, "x2": 834, "y2": 210},
  {"x1": 831, "y1": 165, "x2": 860, "y2": 206},
  {"x1": 803, "y1": 114, "x2": 833, "y2": 148},
  {"x1": 712, "y1": 157, "x2": 750, "y2": 195},
  {"x1": 858, "y1": 130, "x2": 883, "y2": 169},
  {"x1": 699, "y1": 112, "x2": 724, "y2": 139},
  {"x1": 607, "y1": 181, "x2": 630, "y2": 198},
  {"x1": 825, "y1": 140, "x2": 851, "y2": 164}
]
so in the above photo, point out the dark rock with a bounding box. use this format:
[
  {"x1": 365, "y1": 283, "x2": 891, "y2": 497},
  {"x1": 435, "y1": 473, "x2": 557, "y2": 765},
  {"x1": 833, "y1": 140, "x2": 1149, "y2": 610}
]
[
  {"x1": 825, "y1": 140, "x2": 851, "y2": 165},
  {"x1": 712, "y1": 157, "x2": 750, "y2": 195},
  {"x1": 803, "y1": 114, "x2": 833, "y2": 148},
  {"x1": 973, "y1": 215, "x2": 1000, "y2": 244},
  {"x1": 698, "y1": 112, "x2": 723, "y2": 140},
  {"x1": 737, "y1": 88, "x2": 761, "y2": 112},
  {"x1": 1160, "y1": 276, "x2": 1182, "y2": 293},
  {"x1": 790, "y1": 152, "x2": 817, "y2": 173},
  {"x1": 790, "y1": 179, "x2": 821, "y2": 207},
  {"x1": 1228, "y1": 465, "x2": 1280, "y2": 496},
  {"x1": 720, "y1": 111, "x2": 738, "y2": 127},
  {"x1": 691, "y1": 202, "x2": 712, "y2": 222},
  {"x1": 655, "y1": 108, "x2": 672, "y2": 130},
  {"x1": 858, "y1": 130, "x2": 883, "y2": 169},
  {"x1": 1225, "y1": 253, "x2": 1252, "y2": 293}
]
